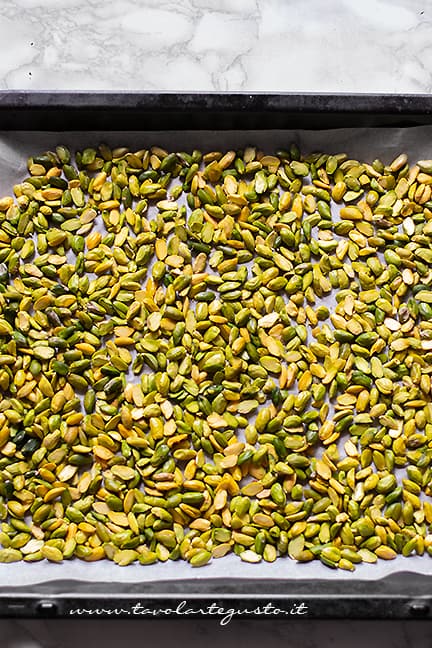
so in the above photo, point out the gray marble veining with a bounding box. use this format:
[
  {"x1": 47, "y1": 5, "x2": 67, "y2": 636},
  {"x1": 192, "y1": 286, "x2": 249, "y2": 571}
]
[{"x1": 0, "y1": 0, "x2": 430, "y2": 92}]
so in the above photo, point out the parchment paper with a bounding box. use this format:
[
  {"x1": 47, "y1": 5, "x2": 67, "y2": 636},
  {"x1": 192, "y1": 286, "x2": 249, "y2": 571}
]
[{"x1": 1, "y1": 127, "x2": 432, "y2": 592}]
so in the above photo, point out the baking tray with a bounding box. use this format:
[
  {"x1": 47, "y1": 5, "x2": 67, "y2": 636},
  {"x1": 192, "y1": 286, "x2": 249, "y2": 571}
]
[{"x1": 0, "y1": 92, "x2": 432, "y2": 621}]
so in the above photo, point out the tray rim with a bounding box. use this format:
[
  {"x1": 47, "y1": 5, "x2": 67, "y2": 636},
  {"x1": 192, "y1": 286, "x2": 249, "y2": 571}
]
[{"x1": 1, "y1": 90, "x2": 432, "y2": 112}]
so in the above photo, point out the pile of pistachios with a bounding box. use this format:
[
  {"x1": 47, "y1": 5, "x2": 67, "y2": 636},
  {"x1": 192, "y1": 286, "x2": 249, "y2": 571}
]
[{"x1": 0, "y1": 143, "x2": 431, "y2": 571}]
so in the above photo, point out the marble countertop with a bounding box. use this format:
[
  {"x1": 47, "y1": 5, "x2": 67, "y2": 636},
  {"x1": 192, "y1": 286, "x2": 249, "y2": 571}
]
[
  {"x1": 0, "y1": 0, "x2": 429, "y2": 93},
  {"x1": 0, "y1": 0, "x2": 432, "y2": 646}
]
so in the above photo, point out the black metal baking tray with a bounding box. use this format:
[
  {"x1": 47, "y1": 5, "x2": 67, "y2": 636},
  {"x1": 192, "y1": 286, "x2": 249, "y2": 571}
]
[
  {"x1": 2, "y1": 91, "x2": 432, "y2": 130},
  {"x1": 0, "y1": 92, "x2": 432, "y2": 621}
]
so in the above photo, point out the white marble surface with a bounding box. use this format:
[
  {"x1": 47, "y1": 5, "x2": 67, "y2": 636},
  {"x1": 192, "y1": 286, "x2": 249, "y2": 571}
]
[
  {"x1": 0, "y1": 1, "x2": 432, "y2": 646},
  {"x1": 0, "y1": 0, "x2": 429, "y2": 92}
]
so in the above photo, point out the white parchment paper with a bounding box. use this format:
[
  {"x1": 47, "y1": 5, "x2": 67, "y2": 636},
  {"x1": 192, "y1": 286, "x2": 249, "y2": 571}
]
[{"x1": 0, "y1": 127, "x2": 432, "y2": 592}]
